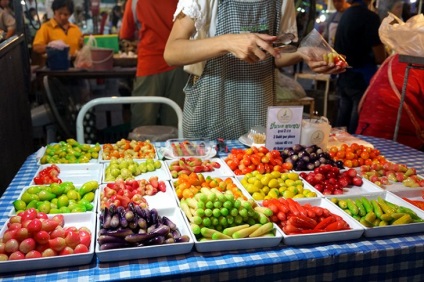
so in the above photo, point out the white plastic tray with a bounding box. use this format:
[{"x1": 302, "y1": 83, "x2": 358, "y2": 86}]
[
  {"x1": 36, "y1": 145, "x2": 101, "y2": 165},
  {"x1": 30, "y1": 163, "x2": 103, "y2": 186},
  {"x1": 331, "y1": 191, "x2": 424, "y2": 237},
  {"x1": 164, "y1": 158, "x2": 235, "y2": 179},
  {"x1": 102, "y1": 160, "x2": 171, "y2": 183},
  {"x1": 98, "y1": 181, "x2": 178, "y2": 212},
  {"x1": 95, "y1": 207, "x2": 194, "y2": 262},
  {"x1": 193, "y1": 222, "x2": 283, "y2": 252},
  {"x1": 0, "y1": 213, "x2": 96, "y2": 274},
  {"x1": 281, "y1": 197, "x2": 365, "y2": 246},
  {"x1": 235, "y1": 174, "x2": 324, "y2": 206}
]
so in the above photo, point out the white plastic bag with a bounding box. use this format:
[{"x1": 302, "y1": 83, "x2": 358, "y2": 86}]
[
  {"x1": 379, "y1": 13, "x2": 424, "y2": 57},
  {"x1": 74, "y1": 35, "x2": 97, "y2": 69}
]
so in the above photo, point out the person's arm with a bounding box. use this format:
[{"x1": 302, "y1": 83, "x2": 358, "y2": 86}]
[
  {"x1": 32, "y1": 24, "x2": 48, "y2": 54},
  {"x1": 119, "y1": 0, "x2": 136, "y2": 40},
  {"x1": 373, "y1": 44, "x2": 387, "y2": 65},
  {"x1": 164, "y1": 13, "x2": 279, "y2": 66}
]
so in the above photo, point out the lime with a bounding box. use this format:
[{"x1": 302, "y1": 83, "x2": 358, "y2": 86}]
[{"x1": 13, "y1": 200, "x2": 26, "y2": 211}]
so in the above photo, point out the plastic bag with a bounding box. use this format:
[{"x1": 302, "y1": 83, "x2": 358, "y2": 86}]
[
  {"x1": 275, "y1": 69, "x2": 306, "y2": 100},
  {"x1": 297, "y1": 29, "x2": 349, "y2": 68},
  {"x1": 74, "y1": 35, "x2": 97, "y2": 69},
  {"x1": 379, "y1": 13, "x2": 424, "y2": 57},
  {"x1": 47, "y1": 40, "x2": 69, "y2": 50}
]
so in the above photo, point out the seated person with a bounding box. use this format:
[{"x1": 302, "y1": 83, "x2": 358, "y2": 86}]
[{"x1": 356, "y1": 54, "x2": 424, "y2": 150}]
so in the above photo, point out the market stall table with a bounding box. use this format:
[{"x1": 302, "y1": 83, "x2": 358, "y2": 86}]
[{"x1": 0, "y1": 136, "x2": 423, "y2": 281}]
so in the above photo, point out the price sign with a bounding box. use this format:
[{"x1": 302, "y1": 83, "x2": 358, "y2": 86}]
[{"x1": 265, "y1": 106, "x2": 303, "y2": 150}]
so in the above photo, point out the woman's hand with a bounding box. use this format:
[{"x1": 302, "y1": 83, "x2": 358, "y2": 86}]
[{"x1": 225, "y1": 33, "x2": 279, "y2": 63}]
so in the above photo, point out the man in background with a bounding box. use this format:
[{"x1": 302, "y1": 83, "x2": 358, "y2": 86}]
[
  {"x1": 323, "y1": 0, "x2": 351, "y2": 48},
  {"x1": 0, "y1": 0, "x2": 15, "y2": 41},
  {"x1": 119, "y1": 0, "x2": 188, "y2": 130},
  {"x1": 333, "y1": 0, "x2": 386, "y2": 133}
]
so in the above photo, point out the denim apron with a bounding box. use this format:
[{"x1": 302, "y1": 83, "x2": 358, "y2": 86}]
[{"x1": 183, "y1": 0, "x2": 281, "y2": 139}]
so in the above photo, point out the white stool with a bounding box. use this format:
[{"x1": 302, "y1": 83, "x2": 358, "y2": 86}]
[{"x1": 294, "y1": 73, "x2": 331, "y2": 117}]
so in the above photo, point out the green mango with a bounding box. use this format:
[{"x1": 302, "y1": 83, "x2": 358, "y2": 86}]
[
  {"x1": 27, "y1": 186, "x2": 41, "y2": 194},
  {"x1": 59, "y1": 206, "x2": 71, "y2": 213},
  {"x1": 26, "y1": 200, "x2": 39, "y2": 210},
  {"x1": 38, "y1": 190, "x2": 56, "y2": 201},
  {"x1": 60, "y1": 182, "x2": 75, "y2": 193},
  {"x1": 79, "y1": 181, "x2": 98, "y2": 197},
  {"x1": 13, "y1": 200, "x2": 26, "y2": 212},
  {"x1": 38, "y1": 202, "x2": 51, "y2": 214},
  {"x1": 21, "y1": 192, "x2": 37, "y2": 204},
  {"x1": 82, "y1": 192, "x2": 95, "y2": 202},
  {"x1": 50, "y1": 183, "x2": 65, "y2": 196}
]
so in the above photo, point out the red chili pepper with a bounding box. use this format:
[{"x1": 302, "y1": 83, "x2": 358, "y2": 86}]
[
  {"x1": 313, "y1": 216, "x2": 336, "y2": 230},
  {"x1": 288, "y1": 215, "x2": 318, "y2": 230},
  {"x1": 286, "y1": 198, "x2": 300, "y2": 216}
]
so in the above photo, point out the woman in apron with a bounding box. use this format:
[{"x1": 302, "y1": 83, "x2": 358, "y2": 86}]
[{"x1": 164, "y1": 0, "x2": 343, "y2": 140}]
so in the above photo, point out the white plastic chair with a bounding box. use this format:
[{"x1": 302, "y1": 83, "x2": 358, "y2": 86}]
[{"x1": 76, "y1": 96, "x2": 183, "y2": 143}]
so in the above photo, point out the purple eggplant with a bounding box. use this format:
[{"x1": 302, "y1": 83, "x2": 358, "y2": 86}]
[
  {"x1": 135, "y1": 205, "x2": 147, "y2": 219},
  {"x1": 137, "y1": 217, "x2": 147, "y2": 230},
  {"x1": 145, "y1": 235, "x2": 165, "y2": 246},
  {"x1": 97, "y1": 235, "x2": 127, "y2": 245},
  {"x1": 150, "y1": 208, "x2": 159, "y2": 225},
  {"x1": 125, "y1": 210, "x2": 135, "y2": 222},
  {"x1": 117, "y1": 206, "x2": 128, "y2": 228},
  {"x1": 110, "y1": 214, "x2": 120, "y2": 228},
  {"x1": 175, "y1": 235, "x2": 191, "y2": 243},
  {"x1": 171, "y1": 229, "x2": 181, "y2": 239},
  {"x1": 125, "y1": 225, "x2": 170, "y2": 243},
  {"x1": 103, "y1": 209, "x2": 112, "y2": 229},
  {"x1": 100, "y1": 228, "x2": 134, "y2": 238},
  {"x1": 162, "y1": 216, "x2": 177, "y2": 231},
  {"x1": 99, "y1": 242, "x2": 131, "y2": 250}
]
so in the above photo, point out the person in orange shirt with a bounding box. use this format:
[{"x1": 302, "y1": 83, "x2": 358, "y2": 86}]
[
  {"x1": 33, "y1": 0, "x2": 83, "y2": 56},
  {"x1": 119, "y1": 0, "x2": 188, "y2": 130}
]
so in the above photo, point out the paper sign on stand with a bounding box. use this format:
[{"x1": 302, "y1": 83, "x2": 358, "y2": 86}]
[{"x1": 265, "y1": 106, "x2": 303, "y2": 150}]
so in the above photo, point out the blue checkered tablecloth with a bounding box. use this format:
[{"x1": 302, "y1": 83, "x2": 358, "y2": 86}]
[{"x1": 0, "y1": 136, "x2": 423, "y2": 281}]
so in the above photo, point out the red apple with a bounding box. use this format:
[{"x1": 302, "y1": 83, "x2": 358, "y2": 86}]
[
  {"x1": 73, "y1": 244, "x2": 89, "y2": 254},
  {"x1": 49, "y1": 237, "x2": 66, "y2": 252},
  {"x1": 34, "y1": 230, "x2": 50, "y2": 245},
  {"x1": 8, "y1": 251, "x2": 25, "y2": 260},
  {"x1": 19, "y1": 238, "x2": 36, "y2": 254},
  {"x1": 65, "y1": 231, "x2": 80, "y2": 249},
  {"x1": 41, "y1": 248, "x2": 57, "y2": 257},
  {"x1": 25, "y1": 250, "x2": 42, "y2": 259},
  {"x1": 59, "y1": 246, "x2": 74, "y2": 256}
]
